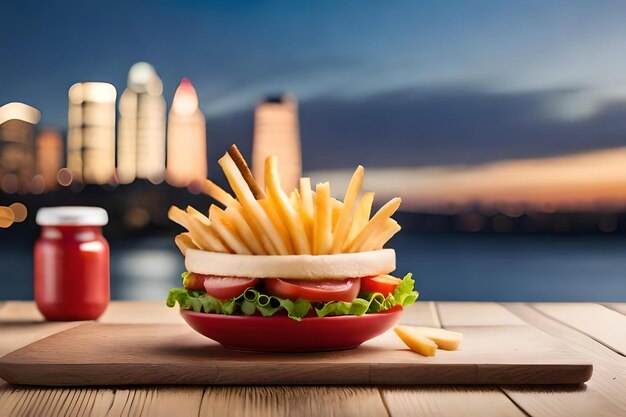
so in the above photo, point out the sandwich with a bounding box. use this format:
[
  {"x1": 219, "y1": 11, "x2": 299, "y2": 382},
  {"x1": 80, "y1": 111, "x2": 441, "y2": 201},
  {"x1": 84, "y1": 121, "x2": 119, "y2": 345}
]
[{"x1": 166, "y1": 145, "x2": 418, "y2": 320}]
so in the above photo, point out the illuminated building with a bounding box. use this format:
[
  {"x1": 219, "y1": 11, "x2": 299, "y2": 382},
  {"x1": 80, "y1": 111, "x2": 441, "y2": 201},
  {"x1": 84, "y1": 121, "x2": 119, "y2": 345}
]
[
  {"x1": 0, "y1": 102, "x2": 40, "y2": 194},
  {"x1": 118, "y1": 62, "x2": 166, "y2": 184},
  {"x1": 36, "y1": 129, "x2": 63, "y2": 190},
  {"x1": 166, "y1": 78, "x2": 206, "y2": 187},
  {"x1": 67, "y1": 82, "x2": 116, "y2": 184},
  {"x1": 251, "y1": 94, "x2": 301, "y2": 192}
]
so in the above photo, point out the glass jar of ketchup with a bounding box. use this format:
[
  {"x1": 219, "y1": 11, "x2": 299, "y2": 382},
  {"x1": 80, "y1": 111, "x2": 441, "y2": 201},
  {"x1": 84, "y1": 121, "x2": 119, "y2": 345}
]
[{"x1": 34, "y1": 207, "x2": 110, "y2": 321}]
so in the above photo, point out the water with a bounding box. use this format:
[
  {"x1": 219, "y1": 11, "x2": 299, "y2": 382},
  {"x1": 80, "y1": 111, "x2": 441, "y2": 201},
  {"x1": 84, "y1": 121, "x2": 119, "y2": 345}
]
[
  {"x1": 1, "y1": 234, "x2": 625, "y2": 301},
  {"x1": 394, "y1": 234, "x2": 626, "y2": 301}
]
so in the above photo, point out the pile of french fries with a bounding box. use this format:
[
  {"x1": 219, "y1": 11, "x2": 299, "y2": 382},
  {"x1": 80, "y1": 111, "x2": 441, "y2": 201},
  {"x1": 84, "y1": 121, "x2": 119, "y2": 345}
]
[{"x1": 168, "y1": 145, "x2": 402, "y2": 256}]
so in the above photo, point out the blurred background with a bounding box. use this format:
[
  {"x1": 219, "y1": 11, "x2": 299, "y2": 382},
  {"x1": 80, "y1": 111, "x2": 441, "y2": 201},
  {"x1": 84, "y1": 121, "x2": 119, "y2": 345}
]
[{"x1": 2, "y1": 1, "x2": 626, "y2": 301}]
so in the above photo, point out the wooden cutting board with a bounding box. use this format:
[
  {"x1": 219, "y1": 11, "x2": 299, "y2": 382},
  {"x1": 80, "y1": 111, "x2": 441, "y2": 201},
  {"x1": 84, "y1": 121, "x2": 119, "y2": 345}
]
[{"x1": 0, "y1": 323, "x2": 592, "y2": 386}]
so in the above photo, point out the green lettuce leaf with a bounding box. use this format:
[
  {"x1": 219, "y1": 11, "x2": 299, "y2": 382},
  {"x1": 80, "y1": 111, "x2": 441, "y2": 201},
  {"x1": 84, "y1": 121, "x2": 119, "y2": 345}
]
[
  {"x1": 167, "y1": 272, "x2": 418, "y2": 321},
  {"x1": 315, "y1": 273, "x2": 419, "y2": 317}
]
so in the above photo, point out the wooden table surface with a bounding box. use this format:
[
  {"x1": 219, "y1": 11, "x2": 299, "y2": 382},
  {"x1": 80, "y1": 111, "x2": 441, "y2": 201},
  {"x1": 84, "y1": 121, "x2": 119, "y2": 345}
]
[{"x1": 1, "y1": 301, "x2": 625, "y2": 417}]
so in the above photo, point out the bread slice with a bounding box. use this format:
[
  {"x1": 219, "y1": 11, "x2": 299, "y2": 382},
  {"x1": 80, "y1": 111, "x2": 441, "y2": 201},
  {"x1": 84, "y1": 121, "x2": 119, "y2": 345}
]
[{"x1": 185, "y1": 248, "x2": 396, "y2": 279}]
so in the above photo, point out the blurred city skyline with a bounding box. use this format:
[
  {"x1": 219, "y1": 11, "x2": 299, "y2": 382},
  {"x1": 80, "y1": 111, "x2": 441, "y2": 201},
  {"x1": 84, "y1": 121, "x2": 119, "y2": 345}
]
[
  {"x1": 0, "y1": 74, "x2": 302, "y2": 193},
  {"x1": 4, "y1": 1, "x2": 626, "y2": 170},
  {"x1": 3, "y1": 1, "x2": 626, "y2": 302}
]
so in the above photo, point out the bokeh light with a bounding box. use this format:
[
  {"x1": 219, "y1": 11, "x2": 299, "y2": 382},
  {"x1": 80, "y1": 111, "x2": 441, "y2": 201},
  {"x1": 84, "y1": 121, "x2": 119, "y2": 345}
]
[
  {"x1": 187, "y1": 179, "x2": 203, "y2": 195},
  {"x1": 56, "y1": 168, "x2": 73, "y2": 187},
  {"x1": 30, "y1": 174, "x2": 45, "y2": 194},
  {"x1": 0, "y1": 206, "x2": 15, "y2": 228},
  {"x1": 9, "y1": 202, "x2": 27, "y2": 222},
  {"x1": 124, "y1": 207, "x2": 151, "y2": 229},
  {"x1": 1, "y1": 173, "x2": 18, "y2": 194}
]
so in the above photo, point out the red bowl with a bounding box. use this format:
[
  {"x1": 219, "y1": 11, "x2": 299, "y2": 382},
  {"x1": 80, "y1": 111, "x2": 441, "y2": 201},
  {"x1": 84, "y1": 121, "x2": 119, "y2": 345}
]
[{"x1": 180, "y1": 307, "x2": 403, "y2": 352}]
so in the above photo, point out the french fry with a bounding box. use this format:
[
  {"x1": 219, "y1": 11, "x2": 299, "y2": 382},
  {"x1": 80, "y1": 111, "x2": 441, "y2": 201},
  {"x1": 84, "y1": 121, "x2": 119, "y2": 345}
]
[
  {"x1": 209, "y1": 205, "x2": 253, "y2": 255},
  {"x1": 185, "y1": 206, "x2": 230, "y2": 253},
  {"x1": 331, "y1": 199, "x2": 343, "y2": 231},
  {"x1": 376, "y1": 218, "x2": 401, "y2": 250},
  {"x1": 360, "y1": 218, "x2": 401, "y2": 252},
  {"x1": 224, "y1": 205, "x2": 266, "y2": 254},
  {"x1": 173, "y1": 149, "x2": 403, "y2": 257},
  {"x1": 188, "y1": 218, "x2": 227, "y2": 252},
  {"x1": 313, "y1": 182, "x2": 332, "y2": 255},
  {"x1": 174, "y1": 233, "x2": 197, "y2": 255},
  {"x1": 299, "y1": 178, "x2": 314, "y2": 248},
  {"x1": 259, "y1": 199, "x2": 294, "y2": 254},
  {"x1": 300, "y1": 178, "x2": 314, "y2": 217},
  {"x1": 347, "y1": 197, "x2": 402, "y2": 253},
  {"x1": 229, "y1": 198, "x2": 275, "y2": 254},
  {"x1": 202, "y1": 179, "x2": 237, "y2": 207},
  {"x1": 249, "y1": 200, "x2": 283, "y2": 254},
  {"x1": 288, "y1": 190, "x2": 306, "y2": 246},
  {"x1": 345, "y1": 192, "x2": 374, "y2": 248},
  {"x1": 227, "y1": 144, "x2": 265, "y2": 200},
  {"x1": 265, "y1": 156, "x2": 311, "y2": 255},
  {"x1": 289, "y1": 189, "x2": 300, "y2": 210},
  {"x1": 394, "y1": 326, "x2": 438, "y2": 357},
  {"x1": 186, "y1": 205, "x2": 210, "y2": 225},
  {"x1": 168, "y1": 205, "x2": 192, "y2": 229},
  {"x1": 331, "y1": 165, "x2": 364, "y2": 253},
  {"x1": 218, "y1": 153, "x2": 285, "y2": 255},
  {"x1": 400, "y1": 326, "x2": 463, "y2": 351},
  {"x1": 168, "y1": 206, "x2": 211, "y2": 251}
]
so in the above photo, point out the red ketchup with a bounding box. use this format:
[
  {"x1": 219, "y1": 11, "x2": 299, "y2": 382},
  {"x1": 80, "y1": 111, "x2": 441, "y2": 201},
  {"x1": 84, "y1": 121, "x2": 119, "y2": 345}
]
[{"x1": 34, "y1": 207, "x2": 110, "y2": 321}]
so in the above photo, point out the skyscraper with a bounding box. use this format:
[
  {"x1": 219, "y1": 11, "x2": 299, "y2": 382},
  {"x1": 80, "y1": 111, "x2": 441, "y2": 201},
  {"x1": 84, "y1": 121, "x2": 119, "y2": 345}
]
[
  {"x1": 251, "y1": 93, "x2": 301, "y2": 192},
  {"x1": 117, "y1": 62, "x2": 166, "y2": 184},
  {"x1": 166, "y1": 78, "x2": 207, "y2": 187},
  {"x1": 36, "y1": 129, "x2": 63, "y2": 190},
  {"x1": 0, "y1": 102, "x2": 40, "y2": 194},
  {"x1": 67, "y1": 82, "x2": 116, "y2": 184}
]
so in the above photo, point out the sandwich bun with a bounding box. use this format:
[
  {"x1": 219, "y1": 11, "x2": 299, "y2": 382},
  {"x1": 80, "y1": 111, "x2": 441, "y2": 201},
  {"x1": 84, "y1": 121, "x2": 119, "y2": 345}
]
[{"x1": 185, "y1": 248, "x2": 396, "y2": 279}]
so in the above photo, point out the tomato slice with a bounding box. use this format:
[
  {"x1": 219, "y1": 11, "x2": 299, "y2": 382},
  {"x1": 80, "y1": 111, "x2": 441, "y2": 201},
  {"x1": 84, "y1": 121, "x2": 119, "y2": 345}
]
[
  {"x1": 264, "y1": 278, "x2": 361, "y2": 302},
  {"x1": 185, "y1": 273, "x2": 260, "y2": 300},
  {"x1": 360, "y1": 275, "x2": 402, "y2": 296}
]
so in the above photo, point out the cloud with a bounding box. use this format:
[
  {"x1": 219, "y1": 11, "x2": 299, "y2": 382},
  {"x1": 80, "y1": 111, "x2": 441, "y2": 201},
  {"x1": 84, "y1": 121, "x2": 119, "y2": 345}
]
[{"x1": 206, "y1": 84, "x2": 626, "y2": 171}]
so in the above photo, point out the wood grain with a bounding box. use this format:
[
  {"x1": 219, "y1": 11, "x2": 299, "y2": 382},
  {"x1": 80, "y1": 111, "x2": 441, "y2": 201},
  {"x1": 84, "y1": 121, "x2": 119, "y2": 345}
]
[
  {"x1": 532, "y1": 303, "x2": 626, "y2": 356},
  {"x1": 200, "y1": 387, "x2": 389, "y2": 417},
  {"x1": 104, "y1": 388, "x2": 205, "y2": 417},
  {"x1": 0, "y1": 322, "x2": 591, "y2": 386},
  {"x1": 5, "y1": 387, "x2": 384, "y2": 417},
  {"x1": 0, "y1": 386, "x2": 387, "y2": 417},
  {"x1": 437, "y1": 302, "x2": 526, "y2": 327},
  {"x1": 3, "y1": 302, "x2": 625, "y2": 416},
  {"x1": 503, "y1": 303, "x2": 626, "y2": 417},
  {"x1": 382, "y1": 386, "x2": 526, "y2": 417},
  {"x1": 382, "y1": 302, "x2": 526, "y2": 417},
  {"x1": 0, "y1": 387, "x2": 115, "y2": 417},
  {"x1": 0, "y1": 302, "x2": 79, "y2": 357},
  {"x1": 398, "y1": 301, "x2": 441, "y2": 327}
]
